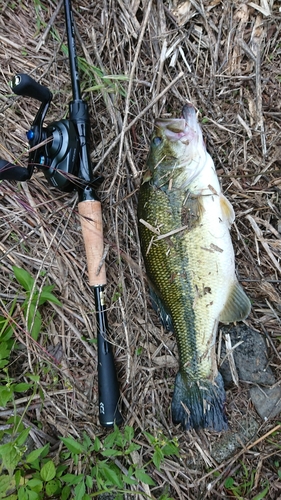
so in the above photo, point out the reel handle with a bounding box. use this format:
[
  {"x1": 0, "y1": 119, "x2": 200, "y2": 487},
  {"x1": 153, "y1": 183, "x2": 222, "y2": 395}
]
[{"x1": 12, "y1": 74, "x2": 52, "y2": 102}]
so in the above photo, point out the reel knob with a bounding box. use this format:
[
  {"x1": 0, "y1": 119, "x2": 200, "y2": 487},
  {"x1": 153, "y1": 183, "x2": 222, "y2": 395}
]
[{"x1": 12, "y1": 74, "x2": 52, "y2": 103}]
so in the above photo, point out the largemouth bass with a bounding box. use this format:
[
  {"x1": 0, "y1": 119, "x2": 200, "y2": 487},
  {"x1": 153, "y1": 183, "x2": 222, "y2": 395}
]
[{"x1": 137, "y1": 104, "x2": 251, "y2": 431}]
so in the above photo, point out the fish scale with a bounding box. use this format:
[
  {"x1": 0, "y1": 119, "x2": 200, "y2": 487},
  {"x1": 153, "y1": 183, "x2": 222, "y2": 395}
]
[
  {"x1": 139, "y1": 184, "x2": 199, "y2": 374},
  {"x1": 138, "y1": 104, "x2": 251, "y2": 431}
]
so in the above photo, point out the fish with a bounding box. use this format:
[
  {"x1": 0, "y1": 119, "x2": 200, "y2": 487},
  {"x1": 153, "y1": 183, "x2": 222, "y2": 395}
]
[{"x1": 137, "y1": 104, "x2": 251, "y2": 431}]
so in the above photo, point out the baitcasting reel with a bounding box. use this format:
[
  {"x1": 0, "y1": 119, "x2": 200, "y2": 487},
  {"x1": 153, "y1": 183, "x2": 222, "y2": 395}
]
[{"x1": 0, "y1": 73, "x2": 101, "y2": 193}]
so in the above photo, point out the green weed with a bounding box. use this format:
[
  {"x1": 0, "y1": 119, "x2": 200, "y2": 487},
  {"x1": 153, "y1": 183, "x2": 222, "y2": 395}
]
[
  {"x1": 13, "y1": 266, "x2": 61, "y2": 340},
  {"x1": 224, "y1": 463, "x2": 269, "y2": 500},
  {"x1": 0, "y1": 266, "x2": 60, "y2": 406},
  {"x1": 0, "y1": 267, "x2": 178, "y2": 498},
  {"x1": 0, "y1": 422, "x2": 178, "y2": 499},
  {"x1": 49, "y1": 28, "x2": 127, "y2": 97}
]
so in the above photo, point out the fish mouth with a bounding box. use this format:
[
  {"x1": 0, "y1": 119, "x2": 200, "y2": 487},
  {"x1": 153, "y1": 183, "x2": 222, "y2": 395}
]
[
  {"x1": 155, "y1": 104, "x2": 198, "y2": 143},
  {"x1": 182, "y1": 103, "x2": 196, "y2": 123}
]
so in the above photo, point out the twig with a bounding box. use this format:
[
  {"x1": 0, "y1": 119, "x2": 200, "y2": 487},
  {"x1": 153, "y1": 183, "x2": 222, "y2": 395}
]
[
  {"x1": 246, "y1": 215, "x2": 281, "y2": 274},
  {"x1": 112, "y1": 0, "x2": 153, "y2": 190},
  {"x1": 35, "y1": 0, "x2": 64, "y2": 52},
  {"x1": 93, "y1": 71, "x2": 184, "y2": 173}
]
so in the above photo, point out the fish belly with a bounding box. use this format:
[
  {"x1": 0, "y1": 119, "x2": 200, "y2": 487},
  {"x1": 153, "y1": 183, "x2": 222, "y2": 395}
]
[{"x1": 183, "y1": 192, "x2": 235, "y2": 377}]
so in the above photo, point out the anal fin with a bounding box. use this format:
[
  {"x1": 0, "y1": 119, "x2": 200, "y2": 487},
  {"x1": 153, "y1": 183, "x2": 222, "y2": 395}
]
[{"x1": 219, "y1": 281, "x2": 251, "y2": 324}]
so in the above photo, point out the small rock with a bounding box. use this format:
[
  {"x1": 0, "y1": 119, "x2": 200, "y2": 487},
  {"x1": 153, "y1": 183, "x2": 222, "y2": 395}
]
[
  {"x1": 185, "y1": 415, "x2": 259, "y2": 467},
  {"x1": 250, "y1": 385, "x2": 281, "y2": 420},
  {"x1": 220, "y1": 324, "x2": 275, "y2": 387},
  {"x1": 211, "y1": 416, "x2": 259, "y2": 463},
  {"x1": 219, "y1": 324, "x2": 281, "y2": 421}
]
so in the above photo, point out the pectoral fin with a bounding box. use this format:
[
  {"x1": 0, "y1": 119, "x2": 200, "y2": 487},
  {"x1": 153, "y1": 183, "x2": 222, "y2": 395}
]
[
  {"x1": 219, "y1": 281, "x2": 251, "y2": 324},
  {"x1": 220, "y1": 193, "x2": 235, "y2": 228},
  {"x1": 149, "y1": 286, "x2": 174, "y2": 333}
]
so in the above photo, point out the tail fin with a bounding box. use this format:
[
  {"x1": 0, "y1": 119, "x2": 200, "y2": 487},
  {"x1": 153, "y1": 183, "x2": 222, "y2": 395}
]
[{"x1": 171, "y1": 371, "x2": 228, "y2": 431}]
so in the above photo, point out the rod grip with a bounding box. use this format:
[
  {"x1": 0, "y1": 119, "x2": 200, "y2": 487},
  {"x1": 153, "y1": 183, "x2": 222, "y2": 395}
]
[
  {"x1": 78, "y1": 200, "x2": 107, "y2": 286},
  {"x1": 97, "y1": 325, "x2": 123, "y2": 427}
]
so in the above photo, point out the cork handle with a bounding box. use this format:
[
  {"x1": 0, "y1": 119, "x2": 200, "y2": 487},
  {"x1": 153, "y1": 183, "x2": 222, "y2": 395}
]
[{"x1": 78, "y1": 200, "x2": 107, "y2": 286}]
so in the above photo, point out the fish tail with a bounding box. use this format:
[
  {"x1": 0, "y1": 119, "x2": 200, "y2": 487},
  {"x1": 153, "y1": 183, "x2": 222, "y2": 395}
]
[{"x1": 171, "y1": 371, "x2": 228, "y2": 431}]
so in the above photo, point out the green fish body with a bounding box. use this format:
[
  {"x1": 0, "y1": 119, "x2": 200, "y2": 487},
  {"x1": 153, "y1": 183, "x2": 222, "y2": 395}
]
[{"x1": 137, "y1": 104, "x2": 251, "y2": 431}]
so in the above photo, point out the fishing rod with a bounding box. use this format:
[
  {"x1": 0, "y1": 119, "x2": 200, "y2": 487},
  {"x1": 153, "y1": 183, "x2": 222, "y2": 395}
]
[{"x1": 0, "y1": 0, "x2": 123, "y2": 428}]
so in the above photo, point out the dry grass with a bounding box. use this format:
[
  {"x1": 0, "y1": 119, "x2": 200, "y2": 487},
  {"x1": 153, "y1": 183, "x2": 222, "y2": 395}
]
[{"x1": 0, "y1": 0, "x2": 281, "y2": 498}]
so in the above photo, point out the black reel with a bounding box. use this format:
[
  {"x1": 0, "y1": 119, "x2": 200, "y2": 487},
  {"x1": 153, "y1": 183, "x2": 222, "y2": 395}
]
[{"x1": 0, "y1": 74, "x2": 102, "y2": 192}]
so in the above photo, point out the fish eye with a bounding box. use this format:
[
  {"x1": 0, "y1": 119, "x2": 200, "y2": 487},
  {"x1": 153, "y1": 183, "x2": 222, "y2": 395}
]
[{"x1": 153, "y1": 137, "x2": 162, "y2": 146}]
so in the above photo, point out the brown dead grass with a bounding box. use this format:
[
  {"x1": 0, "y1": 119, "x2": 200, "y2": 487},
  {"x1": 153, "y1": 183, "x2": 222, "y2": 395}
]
[{"x1": 0, "y1": 0, "x2": 281, "y2": 498}]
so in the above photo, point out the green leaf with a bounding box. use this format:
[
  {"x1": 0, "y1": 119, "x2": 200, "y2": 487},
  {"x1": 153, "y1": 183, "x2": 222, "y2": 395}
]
[
  {"x1": 93, "y1": 436, "x2": 101, "y2": 452},
  {"x1": 0, "y1": 442, "x2": 21, "y2": 475},
  {"x1": 41, "y1": 284, "x2": 54, "y2": 293},
  {"x1": 45, "y1": 479, "x2": 61, "y2": 496},
  {"x1": 126, "y1": 443, "x2": 141, "y2": 454},
  {"x1": 55, "y1": 464, "x2": 68, "y2": 478},
  {"x1": 27, "y1": 306, "x2": 42, "y2": 341},
  {"x1": 0, "y1": 474, "x2": 16, "y2": 497},
  {"x1": 27, "y1": 374, "x2": 40, "y2": 383},
  {"x1": 26, "y1": 490, "x2": 39, "y2": 500},
  {"x1": 1, "y1": 328, "x2": 14, "y2": 342},
  {"x1": 26, "y1": 478, "x2": 43, "y2": 492},
  {"x1": 18, "y1": 487, "x2": 29, "y2": 500},
  {"x1": 252, "y1": 483, "x2": 269, "y2": 500},
  {"x1": 61, "y1": 473, "x2": 84, "y2": 485},
  {"x1": 61, "y1": 485, "x2": 71, "y2": 500},
  {"x1": 152, "y1": 448, "x2": 163, "y2": 469},
  {"x1": 15, "y1": 426, "x2": 30, "y2": 446},
  {"x1": 13, "y1": 383, "x2": 31, "y2": 392},
  {"x1": 162, "y1": 442, "x2": 179, "y2": 457},
  {"x1": 134, "y1": 468, "x2": 156, "y2": 486},
  {"x1": 85, "y1": 475, "x2": 93, "y2": 489},
  {"x1": 74, "y1": 480, "x2": 85, "y2": 500},
  {"x1": 101, "y1": 465, "x2": 123, "y2": 488},
  {"x1": 101, "y1": 448, "x2": 122, "y2": 457},
  {"x1": 124, "y1": 425, "x2": 134, "y2": 442},
  {"x1": 13, "y1": 266, "x2": 34, "y2": 291},
  {"x1": 123, "y1": 474, "x2": 137, "y2": 485},
  {"x1": 0, "y1": 320, "x2": 14, "y2": 341},
  {"x1": 26, "y1": 478, "x2": 43, "y2": 487},
  {"x1": 25, "y1": 443, "x2": 49, "y2": 464},
  {"x1": 0, "y1": 359, "x2": 9, "y2": 368},
  {"x1": 0, "y1": 386, "x2": 13, "y2": 406},
  {"x1": 60, "y1": 437, "x2": 85, "y2": 454},
  {"x1": 82, "y1": 432, "x2": 92, "y2": 449},
  {"x1": 15, "y1": 469, "x2": 22, "y2": 487},
  {"x1": 39, "y1": 290, "x2": 61, "y2": 306},
  {"x1": 40, "y1": 460, "x2": 56, "y2": 481},
  {"x1": 143, "y1": 431, "x2": 155, "y2": 445},
  {"x1": 7, "y1": 415, "x2": 23, "y2": 428},
  {"x1": 0, "y1": 342, "x2": 11, "y2": 359},
  {"x1": 224, "y1": 477, "x2": 234, "y2": 489},
  {"x1": 104, "y1": 428, "x2": 122, "y2": 449}
]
